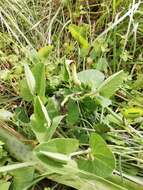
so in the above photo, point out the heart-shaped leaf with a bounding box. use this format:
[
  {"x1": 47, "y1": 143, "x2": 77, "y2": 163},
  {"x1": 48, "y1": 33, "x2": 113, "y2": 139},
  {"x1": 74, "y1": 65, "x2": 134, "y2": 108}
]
[{"x1": 78, "y1": 133, "x2": 115, "y2": 178}]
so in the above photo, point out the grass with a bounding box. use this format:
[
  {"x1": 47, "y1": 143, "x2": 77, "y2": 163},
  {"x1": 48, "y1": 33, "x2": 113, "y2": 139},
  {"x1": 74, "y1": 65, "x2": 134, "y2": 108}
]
[{"x1": 0, "y1": 0, "x2": 143, "y2": 189}]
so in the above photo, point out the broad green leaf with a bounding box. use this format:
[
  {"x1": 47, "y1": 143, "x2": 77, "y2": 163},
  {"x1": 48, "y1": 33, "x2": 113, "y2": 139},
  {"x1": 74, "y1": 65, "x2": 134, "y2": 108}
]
[
  {"x1": 33, "y1": 62, "x2": 45, "y2": 98},
  {"x1": 48, "y1": 172, "x2": 127, "y2": 190},
  {"x1": 34, "y1": 96, "x2": 51, "y2": 127},
  {"x1": 24, "y1": 64, "x2": 36, "y2": 95},
  {"x1": 12, "y1": 167, "x2": 34, "y2": 190},
  {"x1": 77, "y1": 69, "x2": 105, "y2": 90},
  {"x1": 98, "y1": 70, "x2": 125, "y2": 98},
  {"x1": 46, "y1": 97, "x2": 59, "y2": 119},
  {"x1": 35, "y1": 138, "x2": 79, "y2": 155},
  {"x1": 31, "y1": 115, "x2": 63, "y2": 143},
  {"x1": 1, "y1": 123, "x2": 142, "y2": 190},
  {"x1": 78, "y1": 133, "x2": 115, "y2": 178},
  {"x1": 66, "y1": 99, "x2": 79, "y2": 125},
  {"x1": 30, "y1": 114, "x2": 49, "y2": 143},
  {"x1": 68, "y1": 24, "x2": 90, "y2": 48},
  {"x1": 32, "y1": 98, "x2": 62, "y2": 142},
  {"x1": 0, "y1": 109, "x2": 13, "y2": 121},
  {"x1": 0, "y1": 122, "x2": 34, "y2": 162},
  {"x1": 34, "y1": 138, "x2": 79, "y2": 168},
  {"x1": 89, "y1": 133, "x2": 115, "y2": 177},
  {"x1": 19, "y1": 79, "x2": 33, "y2": 102},
  {"x1": 0, "y1": 182, "x2": 11, "y2": 190}
]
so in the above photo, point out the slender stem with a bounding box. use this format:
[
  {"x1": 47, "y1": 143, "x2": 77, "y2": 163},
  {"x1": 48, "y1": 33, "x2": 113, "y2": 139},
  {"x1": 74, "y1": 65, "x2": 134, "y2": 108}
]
[
  {"x1": 70, "y1": 148, "x2": 91, "y2": 157},
  {"x1": 0, "y1": 162, "x2": 36, "y2": 173}
]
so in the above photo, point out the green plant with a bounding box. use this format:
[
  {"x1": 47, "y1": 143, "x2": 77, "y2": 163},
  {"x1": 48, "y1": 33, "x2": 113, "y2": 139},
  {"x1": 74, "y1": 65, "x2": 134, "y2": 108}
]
[{"x1": 0, "y1": 0, "x2": 143, "y2": 189}]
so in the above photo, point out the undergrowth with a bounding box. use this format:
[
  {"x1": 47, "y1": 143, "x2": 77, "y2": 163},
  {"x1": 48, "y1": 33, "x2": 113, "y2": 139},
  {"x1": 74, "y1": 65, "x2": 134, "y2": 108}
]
[{"x1": 0, "y1": 0, "x2": 143, "y2": 190}]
